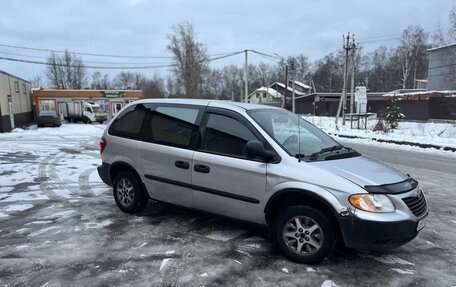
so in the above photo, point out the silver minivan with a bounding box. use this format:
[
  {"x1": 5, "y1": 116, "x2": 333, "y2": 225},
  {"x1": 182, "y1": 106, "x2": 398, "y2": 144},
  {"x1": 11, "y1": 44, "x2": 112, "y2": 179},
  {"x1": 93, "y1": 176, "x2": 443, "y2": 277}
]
[{"x1": 98, "y1": 99, "x2": 428, "y2": 264}]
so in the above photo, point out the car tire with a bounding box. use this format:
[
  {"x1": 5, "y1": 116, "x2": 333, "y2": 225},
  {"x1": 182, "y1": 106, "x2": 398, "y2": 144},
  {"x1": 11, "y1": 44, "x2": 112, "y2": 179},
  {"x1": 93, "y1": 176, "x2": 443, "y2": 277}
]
[
  {"x1": 113, "y1": 171, "x2": 148, "y2": 214},
  {"x1": 84, "y1": 117, "x2": 92, "y2": 124},
  {"x1": 274, "y1": 205, "x2": 335, "y2": 264},
  {"x1": 99, "y1": 121, "x2": 104, "y2": 124}
]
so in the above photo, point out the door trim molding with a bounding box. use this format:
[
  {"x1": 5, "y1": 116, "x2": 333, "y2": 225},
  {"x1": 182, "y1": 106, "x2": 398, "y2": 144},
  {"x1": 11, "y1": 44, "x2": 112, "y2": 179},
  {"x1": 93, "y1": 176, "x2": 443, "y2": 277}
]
[{"x1": 144, "y1": 174, "x2": 260, "y2": 204}]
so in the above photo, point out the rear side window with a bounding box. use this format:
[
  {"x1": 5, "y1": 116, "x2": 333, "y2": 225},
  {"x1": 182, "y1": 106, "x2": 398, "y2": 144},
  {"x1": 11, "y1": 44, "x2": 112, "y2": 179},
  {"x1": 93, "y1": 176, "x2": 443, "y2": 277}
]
[
  {"x1": 144, "y1": 106, "x2": 201, "y2": 149},
  {"x1": 201, "y1": 113, "x2": 258, "y2": 158},
  {"x1": 109, "y1": 104, "x2": 147, "y2": 139}
]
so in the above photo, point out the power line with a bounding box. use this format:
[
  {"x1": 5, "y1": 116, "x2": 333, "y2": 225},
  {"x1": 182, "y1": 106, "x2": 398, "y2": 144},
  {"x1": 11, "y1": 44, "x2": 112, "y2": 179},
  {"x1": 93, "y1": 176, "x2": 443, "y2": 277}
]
[
  {"x1": 358, "y1": 24, "x2": 452, "y2": 43},
  {"x1": 0, "y1": 50, "x2": 246, "y2": 70},
  {"x1": 0, "y1": 43, "x2": 240, "y2": 60},
  {"x1": 0, "y1": 43, "x2": 173, "y2": 59},
  {"x1": 0, "y1": 51, "x2": 172, "y2": 65},
  {"x1": 0, "y1": 56, "x2": 174, "y2": 69},
  {"x1": 250, "y1": 50, "x2": 282, "y2": 61},
  {"x1": 253, "y1": 53, "x2": 281, "y2": 63}
]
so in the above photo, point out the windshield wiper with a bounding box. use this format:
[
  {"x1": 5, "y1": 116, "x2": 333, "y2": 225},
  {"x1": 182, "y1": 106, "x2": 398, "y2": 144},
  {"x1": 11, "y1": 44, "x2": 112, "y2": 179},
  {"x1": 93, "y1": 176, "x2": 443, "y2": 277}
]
[
  {"x1": 294, "y1": 145, "x2": 344, "y2": 162},
  {"x1": 309, "y1": 145, "x2": 345, "y2": 160}
]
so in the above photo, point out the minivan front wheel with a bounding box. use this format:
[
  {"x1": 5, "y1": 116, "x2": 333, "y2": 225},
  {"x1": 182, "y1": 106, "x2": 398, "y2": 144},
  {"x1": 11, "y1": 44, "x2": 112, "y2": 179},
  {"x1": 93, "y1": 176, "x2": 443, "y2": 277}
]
[
  {"x1": 275, "y1": 206, "x2": 334, "y2": 264},
  {"x1": 113, "y1": 172, "x2": 148, "y2": 214}
]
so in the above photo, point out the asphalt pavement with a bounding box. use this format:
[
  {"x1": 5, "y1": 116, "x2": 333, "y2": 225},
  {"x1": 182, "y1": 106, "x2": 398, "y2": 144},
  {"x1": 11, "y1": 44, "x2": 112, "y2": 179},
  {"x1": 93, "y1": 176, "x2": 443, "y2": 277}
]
[{"x1": 0, "y1": 128, "x2": 455, "y2": 287}]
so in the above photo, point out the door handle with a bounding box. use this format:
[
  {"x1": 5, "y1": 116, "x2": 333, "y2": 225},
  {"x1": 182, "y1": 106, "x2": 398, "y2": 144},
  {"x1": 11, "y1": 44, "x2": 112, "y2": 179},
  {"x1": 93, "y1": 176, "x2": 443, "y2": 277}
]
[
  {"x1": 194, "y1": 164, "x2": 210, "y2": 173},
  {"x1": 175, "y1": 160, "x2": 190, "y2": 170}
]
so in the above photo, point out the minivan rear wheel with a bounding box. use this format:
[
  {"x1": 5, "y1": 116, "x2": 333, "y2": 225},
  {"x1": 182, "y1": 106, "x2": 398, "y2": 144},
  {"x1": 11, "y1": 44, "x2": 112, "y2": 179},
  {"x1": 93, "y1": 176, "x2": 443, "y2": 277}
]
[
  {"x1": 274, "y1": 205, "x2": 334, "y2": 264},
  {"x1": 113, "y1": 172, "x2": 148, "y2": 214}
]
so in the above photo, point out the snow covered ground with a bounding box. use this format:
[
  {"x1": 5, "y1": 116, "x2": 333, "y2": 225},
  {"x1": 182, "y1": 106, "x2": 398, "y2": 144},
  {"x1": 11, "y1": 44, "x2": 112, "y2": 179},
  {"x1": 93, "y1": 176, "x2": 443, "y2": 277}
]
[
  {"x1": 0, "y1": 123, "x2": 455, "y2": 286},
  {"x1": 303, "y1": 116, "x2": 456, "y2": 150}
]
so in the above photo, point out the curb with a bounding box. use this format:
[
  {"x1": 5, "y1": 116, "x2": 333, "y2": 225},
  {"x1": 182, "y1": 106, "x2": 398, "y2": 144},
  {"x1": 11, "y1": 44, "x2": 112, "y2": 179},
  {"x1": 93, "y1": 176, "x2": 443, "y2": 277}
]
[{"x1": 328, "y1": 133, "x2": 456, "y2": 152}]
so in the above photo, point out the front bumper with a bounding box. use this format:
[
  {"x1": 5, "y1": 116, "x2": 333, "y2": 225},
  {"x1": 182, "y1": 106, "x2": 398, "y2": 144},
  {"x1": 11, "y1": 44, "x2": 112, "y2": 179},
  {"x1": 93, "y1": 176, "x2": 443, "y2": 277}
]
[
  {"x1": 338, "y1": 214, "x2": 427, "y2": 250},
  {"x1": 97, "y1": 162, "x2": 112, "y2": 186}
]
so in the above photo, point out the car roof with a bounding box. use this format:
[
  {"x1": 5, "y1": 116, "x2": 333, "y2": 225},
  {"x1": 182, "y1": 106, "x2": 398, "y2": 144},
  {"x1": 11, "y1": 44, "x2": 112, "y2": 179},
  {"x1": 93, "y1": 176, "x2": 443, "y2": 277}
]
[{"x1": 133, "y1": 98, "x2": 283, "y2": 112}]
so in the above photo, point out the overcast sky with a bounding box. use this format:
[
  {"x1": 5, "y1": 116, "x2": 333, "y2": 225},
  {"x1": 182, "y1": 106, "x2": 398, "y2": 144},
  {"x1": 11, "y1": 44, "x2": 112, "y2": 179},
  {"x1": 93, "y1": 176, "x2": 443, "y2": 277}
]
[{"x1": 0, "y1": 0, "x2": 454, "y2": 83}]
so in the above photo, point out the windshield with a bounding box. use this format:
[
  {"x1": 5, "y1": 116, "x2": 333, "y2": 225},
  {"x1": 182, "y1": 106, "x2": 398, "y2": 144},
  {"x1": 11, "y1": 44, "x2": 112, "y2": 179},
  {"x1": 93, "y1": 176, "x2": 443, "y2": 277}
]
[
  {"x1": 91, "y1": 106, "x2": 104, "y2": 113},
  {"x1": 248, "y1": 109, "x2": 339, "y2": 157}
]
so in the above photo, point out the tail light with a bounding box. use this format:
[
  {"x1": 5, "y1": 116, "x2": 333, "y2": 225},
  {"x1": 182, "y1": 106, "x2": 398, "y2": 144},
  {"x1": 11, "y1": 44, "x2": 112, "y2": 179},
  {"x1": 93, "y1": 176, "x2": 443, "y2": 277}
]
[{"x1": 100, "y1": 138, "x2": 107, "y2": 154}]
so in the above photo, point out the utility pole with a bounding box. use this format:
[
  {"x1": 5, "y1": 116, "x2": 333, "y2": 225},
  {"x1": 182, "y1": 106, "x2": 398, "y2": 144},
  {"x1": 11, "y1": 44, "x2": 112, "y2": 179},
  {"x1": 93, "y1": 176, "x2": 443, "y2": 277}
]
[
  {"x1": 282, "y1": 64, "x2": 288, "y2": 108},
  {"x1": 244, "y1": 50, "x2": 248, "y2": 103},
  {"x1": 336, "y1": 33, "x2": 356, "y2": 127},
  {"x1": 349, "y1": 46, "x2": 357, "y2": 128},
  {"x1": 292, "y1": 80, "x2": 296, "y2": 113}
]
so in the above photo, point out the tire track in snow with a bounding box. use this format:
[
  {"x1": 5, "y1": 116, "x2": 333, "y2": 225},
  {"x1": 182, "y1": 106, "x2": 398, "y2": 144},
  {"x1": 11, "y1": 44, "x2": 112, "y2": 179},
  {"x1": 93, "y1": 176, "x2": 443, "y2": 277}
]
[
  {"x1": 38, "y1": 154, "x2": 58, "y2": 200},
  {"x1": 78, "y1": 167, "x2": 97, "y2": 197}
]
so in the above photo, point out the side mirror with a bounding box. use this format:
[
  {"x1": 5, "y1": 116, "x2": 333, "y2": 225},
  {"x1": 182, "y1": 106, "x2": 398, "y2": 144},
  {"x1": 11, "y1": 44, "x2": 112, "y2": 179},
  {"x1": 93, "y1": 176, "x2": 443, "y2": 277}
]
[{"x1": 245, "y1": 140, "x2": 275, "y2": 162}]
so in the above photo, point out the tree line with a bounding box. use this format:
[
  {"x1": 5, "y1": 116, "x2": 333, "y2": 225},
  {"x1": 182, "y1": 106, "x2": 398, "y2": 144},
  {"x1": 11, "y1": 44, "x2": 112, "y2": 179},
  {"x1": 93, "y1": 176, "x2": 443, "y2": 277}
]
[{"x1": 39, "y1": 10, "x2": 456, "y2": 99}]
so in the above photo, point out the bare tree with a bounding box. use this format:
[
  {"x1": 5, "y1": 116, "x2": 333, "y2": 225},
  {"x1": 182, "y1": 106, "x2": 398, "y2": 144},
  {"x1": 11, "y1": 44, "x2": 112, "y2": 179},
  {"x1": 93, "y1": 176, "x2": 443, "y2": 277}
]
[
  {"x1": 396, "y1": 25, "x2": 429, "y2": 89},
  {"x1": 90, "y1": 72, "x2": 111, "y2": 89},
  {"x1": 30, "y1": 74, "x2": 44, "y2": 89},
  {"x1": 46, "y1": 52, "x2": 64, "y2": 89},
  {"x1": 140, "y1": 74, "x2": 166, "y2": 98},
  {"x1": 45, "y1": 50, "x2": 87, "y2": 89},
  {"x1": 167, "y1": 22, "x2": 209, "y2": 98},
  {"x1": 114, "y1": 71, "x2": 135, "y2": 89},
  {"x1": 434, "y1": 8, "x2": 456, "y2": 46},
  {"x1": 134, "y1": 73, "x2": 145, "y2": 89}
]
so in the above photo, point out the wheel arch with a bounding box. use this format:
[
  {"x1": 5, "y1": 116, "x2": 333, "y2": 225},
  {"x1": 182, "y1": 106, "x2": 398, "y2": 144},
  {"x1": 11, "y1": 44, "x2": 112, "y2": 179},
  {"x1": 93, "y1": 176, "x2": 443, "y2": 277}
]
[
  {"x1": 109, "y1": 162, "x2": 147, "y2": 196},
  {"x1": 264, "y1": 188, "x2": 343, "y2": 241}
]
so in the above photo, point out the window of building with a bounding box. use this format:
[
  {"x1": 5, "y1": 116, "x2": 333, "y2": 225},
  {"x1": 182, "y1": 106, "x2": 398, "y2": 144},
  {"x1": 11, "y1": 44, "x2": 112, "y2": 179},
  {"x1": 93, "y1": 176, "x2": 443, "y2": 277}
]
[
  {"x1": 263, "y1": 93, "x2": 267, "y2": 98},
  {"x1": 39, "y1": 100, "x2": 56, "y2": 112},
  {"x1": 201, "y1": 113, "x2": 258, "y2": 158},
  {"x1": 108, "y1": 104, "x2": 148, "y2": 139},
  {"x1": 22, "y1": 83, "x2": 26, "y2": 94},
  {"x1": 256, "y1": 93, "x2": 259, "y2": 98},
  {"x1": 144, "y1": 106, "x2": 201, "y2": 149},
  {"x1": 14, "y1": 81, "x2": 19, "y2": 93}
]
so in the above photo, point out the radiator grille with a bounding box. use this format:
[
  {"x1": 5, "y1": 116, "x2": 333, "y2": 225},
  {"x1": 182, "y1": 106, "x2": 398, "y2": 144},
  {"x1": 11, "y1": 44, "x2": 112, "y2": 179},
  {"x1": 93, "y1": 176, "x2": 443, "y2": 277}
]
[{"x1": 402, "y1": 190, "x2": 427, "y2": 217}]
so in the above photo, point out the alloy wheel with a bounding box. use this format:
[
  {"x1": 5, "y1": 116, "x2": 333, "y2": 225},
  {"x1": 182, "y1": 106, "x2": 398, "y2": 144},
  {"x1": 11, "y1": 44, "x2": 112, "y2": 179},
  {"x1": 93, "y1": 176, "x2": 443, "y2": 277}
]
[{"x1": 282, "y1": 216, "x2": 324, "y2": 255}]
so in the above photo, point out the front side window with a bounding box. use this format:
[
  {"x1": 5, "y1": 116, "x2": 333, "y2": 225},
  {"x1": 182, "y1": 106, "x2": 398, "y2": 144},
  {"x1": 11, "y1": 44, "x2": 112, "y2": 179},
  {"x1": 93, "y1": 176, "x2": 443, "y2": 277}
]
[
  {"x1": 201, "y1": 113, "x2": 258, "y2": 158},
  {"x1": 14, "y1": 81, "x2": 19, "y2": 93},
  {"x1": 248, "y1": 109, "x2": 338, "y2": 157},
  {"x1": 109, "y1": 104, "x2": 147, "y2": 139},
  {"x1": 144, "y1": 106, "x2": 201, "y2": 149},
  {"x1": 22, "y1": 83, "x2": 26, "y2": 94}
]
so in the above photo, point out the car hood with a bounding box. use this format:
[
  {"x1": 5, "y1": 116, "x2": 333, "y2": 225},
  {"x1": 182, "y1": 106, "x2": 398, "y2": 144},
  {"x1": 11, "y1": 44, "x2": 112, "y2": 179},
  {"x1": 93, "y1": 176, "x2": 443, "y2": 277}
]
[{"x1": 309, "y1": 155, "x2": 407, "y2": 187}]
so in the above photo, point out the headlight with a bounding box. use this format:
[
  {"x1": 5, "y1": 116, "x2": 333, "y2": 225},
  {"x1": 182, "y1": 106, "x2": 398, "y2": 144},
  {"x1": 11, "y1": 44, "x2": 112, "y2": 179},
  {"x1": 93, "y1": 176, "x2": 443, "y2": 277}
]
[{"x1": 349, "y1": 194, "x2": 395, "y2": 213}]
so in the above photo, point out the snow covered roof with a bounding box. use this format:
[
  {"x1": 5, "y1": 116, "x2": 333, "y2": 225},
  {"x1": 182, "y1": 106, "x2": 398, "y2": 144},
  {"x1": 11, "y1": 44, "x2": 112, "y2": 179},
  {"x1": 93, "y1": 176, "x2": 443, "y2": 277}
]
[
  {"x1": 383, "y1": 90, "x2": 456, "y2": 99},
  {"x1": 428, "y1": 43, "x2": 456, "y2": 52},
  {"x1": 271, "y1": 82, "x2": 306, "y2": 96},
  {"x1": 249, "y1": 87, "x2": 283, "y2": 98},
  {"x1": 290, "y1": 80, "x2": 311, "y2": 90}
]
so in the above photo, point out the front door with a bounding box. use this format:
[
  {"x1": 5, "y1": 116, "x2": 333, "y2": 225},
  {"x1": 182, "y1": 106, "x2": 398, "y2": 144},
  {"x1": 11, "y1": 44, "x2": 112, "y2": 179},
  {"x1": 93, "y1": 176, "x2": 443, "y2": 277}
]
[
  {"x1": 192, "y1": 110, "x2": 267, "y2": 224},
  {"x1": 139, "y1": 104, "x2": 205, "y2": 208}
]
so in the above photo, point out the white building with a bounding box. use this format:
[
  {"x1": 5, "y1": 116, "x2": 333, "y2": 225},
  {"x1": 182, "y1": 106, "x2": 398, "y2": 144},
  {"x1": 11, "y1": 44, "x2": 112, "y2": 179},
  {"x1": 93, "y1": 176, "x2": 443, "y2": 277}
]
[
  {"x1": 248, "y1": 87, "x2": 283, "y2": 105},
  {"x1": 0, "y1": 70, "x2": 33, "y2": 132}
]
